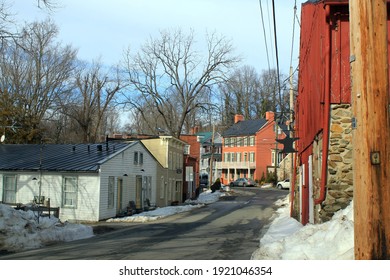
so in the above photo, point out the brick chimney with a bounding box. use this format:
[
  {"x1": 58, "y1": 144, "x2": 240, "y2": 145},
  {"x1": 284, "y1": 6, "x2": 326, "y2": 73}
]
[
  {"x1": 234, "y1": 114, "x2": 244, "y2": 123},
  {"x1": 190, "y1": 126, "x2": 200, "y2": 135},
  {"x1": 265, "y1": 111, "x2": 275, "y2": 122}
]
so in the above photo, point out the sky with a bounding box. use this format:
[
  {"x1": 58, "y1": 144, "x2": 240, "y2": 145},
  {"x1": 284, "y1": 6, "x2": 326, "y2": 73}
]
[{"x1": 10, "y1": 0, "x2": 305, "y2": 75}]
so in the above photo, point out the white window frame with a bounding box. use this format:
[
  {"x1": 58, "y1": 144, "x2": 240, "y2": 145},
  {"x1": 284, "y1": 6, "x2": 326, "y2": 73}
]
[
  {"x1": 2, "y1": 175, "x2": 17, "y2": 203},
  {"x1": 224, "y1": 138, "x2": 230, "y2": 147},
  {"x1": 250, "y1": 152, "x2": 255, "y2": 163},
  {"x1": 237, "y1": 152, "x2": 241, "y2": 162},
  {"x1": 250, "y1": 136, "x2": 255, "y2": 146},
  {"x1": 62, "y1": 176, "x2": 78, "y2": 208},
  {"x1": 134, "y1": 151, "x2": 139, "y2": 165}
]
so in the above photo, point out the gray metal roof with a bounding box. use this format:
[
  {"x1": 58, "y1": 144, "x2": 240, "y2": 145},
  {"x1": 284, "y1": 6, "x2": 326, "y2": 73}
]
[
  {"x1": 0, "y1": 142, "x2": 131, "y2": 173},
  {"x1": 222, "y1": 119, "x2": 268, "y2": 137}
]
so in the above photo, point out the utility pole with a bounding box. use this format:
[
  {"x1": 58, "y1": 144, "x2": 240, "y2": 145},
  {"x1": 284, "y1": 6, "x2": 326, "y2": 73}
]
[
  {"x1": 350, "y1": 0, "x2": 390, "y2": 259},
  {"x1": 209, "y1": 124, "x2": 215, "y2": 187}
]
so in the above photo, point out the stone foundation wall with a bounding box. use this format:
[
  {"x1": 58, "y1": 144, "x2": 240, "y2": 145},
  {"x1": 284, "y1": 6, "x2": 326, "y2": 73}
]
[{"x1": 319, "y1": 104, "x2": 354, "y2": 222}]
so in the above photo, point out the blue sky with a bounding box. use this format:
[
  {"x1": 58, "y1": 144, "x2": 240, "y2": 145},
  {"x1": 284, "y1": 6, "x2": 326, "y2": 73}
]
[{"x1": 11, "y1": 0, "x2": 305, "y2": 75}]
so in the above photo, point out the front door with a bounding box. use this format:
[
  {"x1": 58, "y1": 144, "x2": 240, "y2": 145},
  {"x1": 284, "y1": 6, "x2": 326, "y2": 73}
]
[{"x1": 116, "y1": 178, "x2": 123, "y2": 215}]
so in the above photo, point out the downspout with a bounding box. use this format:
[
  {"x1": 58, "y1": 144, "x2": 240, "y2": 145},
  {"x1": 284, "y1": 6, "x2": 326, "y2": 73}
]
[
  {"x1": 315, "y1": 4, "x2": 331, "y2": 205},
  {"x1": 290, "y1": 138, "x2": 298, "y2": 217}
]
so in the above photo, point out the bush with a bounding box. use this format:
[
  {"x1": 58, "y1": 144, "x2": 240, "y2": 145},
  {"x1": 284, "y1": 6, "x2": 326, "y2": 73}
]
[{"x1": 265, "y1": 171, "x2": 277, "y2": 185}]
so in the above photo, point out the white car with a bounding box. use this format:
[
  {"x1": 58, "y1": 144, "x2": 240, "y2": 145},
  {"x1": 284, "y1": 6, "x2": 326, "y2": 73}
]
[{"x1": 277, "y1": 179, "x2": 290, "y2": 190}]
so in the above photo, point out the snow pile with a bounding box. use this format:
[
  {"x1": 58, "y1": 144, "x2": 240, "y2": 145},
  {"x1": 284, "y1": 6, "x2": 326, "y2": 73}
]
[
  {"x1": 0, "y1": 204, "x2": 94, "y2": 253},
  {"x1": 191, "y1": 189, "x2": 226, "y2": 204},
  {"x1": 106, "y1": 204, "x2": 205, "y2": 223},
  {"x1": 107, "y1": 190, "x2": 226, "y2": 223},
  {"x1": 252, "y1": 195, "x2": 354, "y2": 260}
]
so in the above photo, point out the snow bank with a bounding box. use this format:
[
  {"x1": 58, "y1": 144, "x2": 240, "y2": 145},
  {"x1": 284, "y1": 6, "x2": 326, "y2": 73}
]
[
  {"x1": 0, "y1": 204, "x2": 94, "y2": 253},
  {"x1": 106, "y1": 204, "x2": 205, "y2": 223},
  {"x1": 252, "y1": 196, "x2": 354, "y2": 260}
]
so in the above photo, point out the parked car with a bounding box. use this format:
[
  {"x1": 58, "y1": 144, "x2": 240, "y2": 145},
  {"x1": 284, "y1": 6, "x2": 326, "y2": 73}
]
[
  {"x1": 230, "y1": 177, "x2": 257, "y2": 187},
  {"x1": 277, "y1": 179, "x2": 290, "y2": 190},
  {"x1": 199, "y1": 174, "x2": 209, "y2": 188}
]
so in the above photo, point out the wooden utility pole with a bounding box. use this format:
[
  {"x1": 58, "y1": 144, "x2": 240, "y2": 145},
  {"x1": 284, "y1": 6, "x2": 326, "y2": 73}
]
[
  {"x1": 350, "y1": 0, "x2": 390, "y2": 259},
  {"x1": 209, "y1": 124, "x2": 215, "y2": 187}
]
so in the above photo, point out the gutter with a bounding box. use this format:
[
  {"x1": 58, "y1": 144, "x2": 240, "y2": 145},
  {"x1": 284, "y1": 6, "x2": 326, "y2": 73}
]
[{"x1": 315, "y1": 4, "x2": 331, "y2": 205}]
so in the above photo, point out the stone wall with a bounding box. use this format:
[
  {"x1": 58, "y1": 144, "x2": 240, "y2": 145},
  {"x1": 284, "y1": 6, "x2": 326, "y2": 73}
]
[{"x1": 319, "y1": 104, "x2": 354, "y2": 222}]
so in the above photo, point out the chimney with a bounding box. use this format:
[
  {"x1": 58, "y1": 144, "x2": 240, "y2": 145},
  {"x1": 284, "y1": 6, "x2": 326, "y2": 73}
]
[
  {"x1": 190, "y1": 125, "x2": 200, "y2": 135},
  {"x1": 234, "y1": 114, "x2": 244, "y2": 123},
  {"x1": 266, "y1": 111, "x2": 275, "y2": 122}
]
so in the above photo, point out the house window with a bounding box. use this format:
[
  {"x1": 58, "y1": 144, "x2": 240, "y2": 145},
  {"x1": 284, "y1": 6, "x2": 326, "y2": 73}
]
[
  {"x1": 237, "y1": 137, "x2": 242, "y2": 147},
  {"x1": 2, "y1": 175, "x2": 17, "y2": 203},
  {"x1": 271, "y1": 150, "x2": 282, "y2": 165},
  {"x1": 230, "y1": 137, "x2": 235, "y2": 147},
  {"x1": 134, "y1": 151, "x2": 138, "y2": 165},
  {"x1": 231, "y1": 152, "x2": 236, "y2": 162},
  {"x1": 108, "y1": 176, "x2": 115, "y2": 208},
  {"x1": 226, "y1": 153, "x2": 231, "y2": 162},
  {"x1": 250, "y1": 152, "x2": 255, "y2": 162},
  {"x1": 62, "y1": 176, "x2": 78, "y2": 208},
  {"x1": 243, "y1": 137, "x2": 248, "y2": 146},
  {"x1": 237, "y1": 152, "x2": 241, "y2": 162},
  {"x1": 244, "y1": 152, "x2": 248, "y2": 162},
  {"x1": 139, "y1": 152, "x2": 143, "y2": 165},
  {"x1": 184, "y1": 145, "x2": 190, "y2": 155},
  {"x1": 250, "y1": 136, "x2": 255, "y2": 146},
  {"x1": 134, "y1": 151, "x2": 144, "y2": 165},
  {"x1": 224, "y1": 138, "x2": 230, "y2": 147}
]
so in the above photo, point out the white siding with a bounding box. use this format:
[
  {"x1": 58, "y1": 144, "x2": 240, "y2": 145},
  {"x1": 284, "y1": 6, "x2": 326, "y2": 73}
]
[
  {"x1": 99, "y1": 142, "x2": 158, "y2": 219},
  {"x1": 0, "y1": 141, "x2": 162, "y2": 222},
  {"x1": 0, "y1": 172, "x2": 100, "y2": 222}
]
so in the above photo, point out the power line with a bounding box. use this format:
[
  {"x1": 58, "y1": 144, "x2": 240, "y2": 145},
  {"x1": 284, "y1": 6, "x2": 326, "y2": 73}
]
[
  {"x1": 259, "y1": 0, "x2": 271, "y2": 72},
  {"x1": 271, "y1": 0, "x2": 282, "y2": 111},
  {"x1": 290, "y1": 1, "x2": 298, "y2": 68}
]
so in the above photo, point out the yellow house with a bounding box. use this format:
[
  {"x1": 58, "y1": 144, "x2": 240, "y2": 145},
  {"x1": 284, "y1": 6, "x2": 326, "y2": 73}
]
[{"x1": 141, "y1": 136, "x2": 187, "y2": 206}]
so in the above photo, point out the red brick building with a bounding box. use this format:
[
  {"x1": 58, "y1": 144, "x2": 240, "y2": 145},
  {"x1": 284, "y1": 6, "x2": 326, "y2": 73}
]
[
  {"x1": 220, "y1": 112, "x2": 285, "y2": 185},
  {"x1": 180, "y1": 132, "x2": 201, "y2": 200}
]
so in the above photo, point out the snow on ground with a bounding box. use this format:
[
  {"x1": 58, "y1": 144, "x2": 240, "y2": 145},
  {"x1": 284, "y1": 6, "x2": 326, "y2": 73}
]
[
  {"x1": 0, "y1": 204, "x2": 94, "y2": 253},
  {"x1": 251, "y1": 195, "x2": 354, "y2": 260},
  {"x1": 106, "y1": 189, "x2": 225, "y2": 223},
  {"x1": 0, "y1": 189, "x2": 354, "y2": 259}
]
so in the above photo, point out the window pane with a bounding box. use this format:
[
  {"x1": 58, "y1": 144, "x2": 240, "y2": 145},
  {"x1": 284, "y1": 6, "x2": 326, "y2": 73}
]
[
  {"x1": 134, "y1": 152, "x2": 138, "y2": 165},
  {"x1": 3, "y1": 175, "x2": 16, "y2": 203},
  {"x1": 63, "y1": 177, "x2": 77, "y2": 207},
  {"x1": 140, "y1": 153, "x2": 143, "y2": 165}
]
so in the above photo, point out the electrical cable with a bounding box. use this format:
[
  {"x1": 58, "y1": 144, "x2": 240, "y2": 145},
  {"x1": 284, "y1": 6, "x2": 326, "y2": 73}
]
[{"x1": 259, "y1": 0, "x2": 271, "y2": 72}]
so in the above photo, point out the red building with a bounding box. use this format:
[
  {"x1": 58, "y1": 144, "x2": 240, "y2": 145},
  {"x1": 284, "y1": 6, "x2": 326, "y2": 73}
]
[
  {"x1": 294, "y1": 0, "x2": 390, "y2": 225},
  {"x1": 180, "y1": 131, "x2": 201, "y2": 200},
  {"x1": 220, "y1": 112, "x2": 285, "y2": 184}
]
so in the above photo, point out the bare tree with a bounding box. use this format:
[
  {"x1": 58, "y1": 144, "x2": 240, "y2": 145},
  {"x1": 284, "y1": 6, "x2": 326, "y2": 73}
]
[
  {"x1": 217, "y1": 66, "x2": 290, "y2": 130},
  {"x1": 123, "y1": 29, "x2": 240, "y2": 138},
  {"x1": 219, "y1": 65, "x2": 260, "y2": 123},
  {"x1": 60, "y1": 61, "x2": 124, "y2": 143},
  {"x1": 0, "y1": 19, "x2": 77, "y2": 143}
]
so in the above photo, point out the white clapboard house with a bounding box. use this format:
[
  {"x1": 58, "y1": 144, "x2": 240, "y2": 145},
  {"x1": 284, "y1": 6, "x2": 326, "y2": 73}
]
[{"x1": 0, "y1": 141, "x2": 163, "y2": 222}]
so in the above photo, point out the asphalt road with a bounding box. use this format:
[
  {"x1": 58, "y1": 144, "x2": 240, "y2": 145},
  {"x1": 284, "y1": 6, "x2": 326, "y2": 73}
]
[{"x1": 0, "y1": 187, "x2": 288, "y2": 260}]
